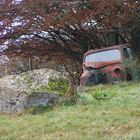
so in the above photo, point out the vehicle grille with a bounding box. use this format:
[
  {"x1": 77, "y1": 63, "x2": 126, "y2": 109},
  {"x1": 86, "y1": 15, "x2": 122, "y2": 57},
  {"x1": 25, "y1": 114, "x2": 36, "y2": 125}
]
[{"x1": 87, "y1": 70, "x2": 107, "y2": 86}]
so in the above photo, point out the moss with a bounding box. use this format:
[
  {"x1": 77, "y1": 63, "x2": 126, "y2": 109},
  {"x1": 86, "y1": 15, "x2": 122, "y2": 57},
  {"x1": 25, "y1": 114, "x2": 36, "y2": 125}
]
[
  {"x1": 47, "y1": 77, "x2": 69, "y2": 94},
  {"x1": 36, "y1": 77, "x2": 69, "y2": 94}
]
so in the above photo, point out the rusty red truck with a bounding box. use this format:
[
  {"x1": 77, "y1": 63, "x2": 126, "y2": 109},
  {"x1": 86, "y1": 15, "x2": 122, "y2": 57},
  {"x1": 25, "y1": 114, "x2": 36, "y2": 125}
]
[{"x1": 80, "y1": 44, "x2": 134, "y2": 86}]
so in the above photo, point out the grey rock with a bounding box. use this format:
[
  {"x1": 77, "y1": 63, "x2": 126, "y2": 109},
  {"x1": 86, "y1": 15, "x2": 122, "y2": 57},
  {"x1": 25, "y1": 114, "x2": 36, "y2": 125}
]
[
  {"x1": 0, "y1": 68, "x2": 67, "y2": 113},
  {"x1": 24, "y1": 92, "x2": 59, "y2": 108},
  {"x1": 0, "y1": 88, "x2": 59, "y2": 113},
  {"x1": 0, "y1": 88, "x2": 26, "y2": 113}
]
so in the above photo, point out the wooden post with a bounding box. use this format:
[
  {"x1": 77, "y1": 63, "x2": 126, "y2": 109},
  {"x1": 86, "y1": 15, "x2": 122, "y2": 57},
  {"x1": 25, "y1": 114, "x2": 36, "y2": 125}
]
[{"x1": 28, "y1": 57, "x2": 33, "y2": 71}]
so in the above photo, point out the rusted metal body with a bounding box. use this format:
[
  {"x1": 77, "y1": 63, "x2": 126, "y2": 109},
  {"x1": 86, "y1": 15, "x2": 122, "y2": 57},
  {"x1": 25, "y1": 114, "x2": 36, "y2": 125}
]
[{"x1": 80, "y1": 44, "x2": 133, "y2": 86}]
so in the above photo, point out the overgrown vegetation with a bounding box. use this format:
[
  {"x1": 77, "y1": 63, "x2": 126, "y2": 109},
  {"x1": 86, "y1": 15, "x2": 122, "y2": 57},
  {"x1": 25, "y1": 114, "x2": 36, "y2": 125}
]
[
  {"x1": 1, "y1": 82, "x2": 140, "y2": 140},
  {"x1": 36, "y1": 77, "x2": 69, "y2": 94},
  {"x1": 131, "y1": 61, "x2": 140, "y2": 81}
]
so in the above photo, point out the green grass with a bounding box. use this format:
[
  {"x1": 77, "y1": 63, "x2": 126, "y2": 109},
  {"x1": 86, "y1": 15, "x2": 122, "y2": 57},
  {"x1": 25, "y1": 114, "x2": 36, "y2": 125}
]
[{"x1": 1, "y1": 82, "x2": 140, "y2": 140}]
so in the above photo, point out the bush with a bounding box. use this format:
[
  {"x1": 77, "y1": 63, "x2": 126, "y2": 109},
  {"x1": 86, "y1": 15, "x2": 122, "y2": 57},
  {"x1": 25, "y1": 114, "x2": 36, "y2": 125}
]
[
  {"x1": 77, "y1": 85, "x2": 116, "y2": 105},
  {"x1": 86, "y1": 85, "x2": 116, "y2": 103},
  {"x1": 122, "y1": 58, "x2": 140, "y2": 81},
  {"x1": 129, "y1": 60, "x2": 140, "y2": 81},
  {"x1": 92, "y1": 89, "x2": 115, "y2": 101}
]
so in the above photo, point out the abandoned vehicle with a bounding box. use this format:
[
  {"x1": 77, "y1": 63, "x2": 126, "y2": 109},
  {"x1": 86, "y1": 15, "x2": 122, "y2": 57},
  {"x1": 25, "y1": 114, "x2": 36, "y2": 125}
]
[{"x1": 80, "y1": 44, "x2": 134, "y2": 86}]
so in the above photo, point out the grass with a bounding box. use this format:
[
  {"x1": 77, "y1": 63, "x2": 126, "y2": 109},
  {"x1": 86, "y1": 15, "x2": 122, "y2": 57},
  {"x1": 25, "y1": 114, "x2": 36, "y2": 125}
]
[{"x1": 1, "y1": 82, "x2": 140, "y2": 140}]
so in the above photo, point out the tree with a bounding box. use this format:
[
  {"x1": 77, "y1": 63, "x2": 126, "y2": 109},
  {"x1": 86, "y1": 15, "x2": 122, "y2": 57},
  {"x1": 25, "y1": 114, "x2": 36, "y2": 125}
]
[
  {"x1": 1, "y1": 0, "x2": 139, "y2": 54},
  {"x1": 0, "y1": 0, "x2": 140, "y2": 92}
]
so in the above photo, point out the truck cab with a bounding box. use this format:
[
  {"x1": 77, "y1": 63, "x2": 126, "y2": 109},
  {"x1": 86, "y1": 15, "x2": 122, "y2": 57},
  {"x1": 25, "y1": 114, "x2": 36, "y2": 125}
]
[{"x1": 80, "y1": 44, "x2": 134, "y2": 86}]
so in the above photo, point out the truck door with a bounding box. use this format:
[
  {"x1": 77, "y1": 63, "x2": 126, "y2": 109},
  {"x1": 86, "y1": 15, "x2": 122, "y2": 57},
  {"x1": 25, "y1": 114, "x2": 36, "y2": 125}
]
[{"x1": 123, "y1": 47, "x2": 134, "y2": 62}]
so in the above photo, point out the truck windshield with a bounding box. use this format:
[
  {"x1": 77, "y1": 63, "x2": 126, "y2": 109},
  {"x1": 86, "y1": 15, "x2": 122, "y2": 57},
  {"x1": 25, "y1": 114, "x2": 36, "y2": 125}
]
[{"x1": 85, "y1": 49, "x2": 121, "y2": 62}]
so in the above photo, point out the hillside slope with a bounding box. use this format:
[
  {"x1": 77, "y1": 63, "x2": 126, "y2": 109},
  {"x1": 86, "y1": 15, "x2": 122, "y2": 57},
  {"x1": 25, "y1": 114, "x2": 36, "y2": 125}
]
[{"x1": 0, "y1": 82, "x2": 140, "y2": 140}]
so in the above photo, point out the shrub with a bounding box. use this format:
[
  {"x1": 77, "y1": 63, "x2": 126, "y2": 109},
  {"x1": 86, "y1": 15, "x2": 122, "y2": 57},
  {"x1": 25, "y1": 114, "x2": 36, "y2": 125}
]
[
  {"x1": 128, "y1": 60, "x2": 140, "y2": 81},
  {"x1": 92, "y1": 90, "x2": 113, "y2": 101},
  {"x1": 91, "y1": 86, "x2": 116, "y2": 102},
  {"x1": 121, "y1": 56, "x2": 140, "y2": 81}
]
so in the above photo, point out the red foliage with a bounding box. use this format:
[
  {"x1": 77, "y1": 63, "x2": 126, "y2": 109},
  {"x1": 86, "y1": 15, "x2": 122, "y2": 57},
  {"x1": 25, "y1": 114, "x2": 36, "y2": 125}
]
[{"x1": 0, "y1": 0, "x2": 139, "y2": 60}]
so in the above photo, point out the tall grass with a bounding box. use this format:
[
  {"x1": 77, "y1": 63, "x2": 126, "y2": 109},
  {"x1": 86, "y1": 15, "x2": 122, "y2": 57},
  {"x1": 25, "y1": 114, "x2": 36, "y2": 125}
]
[{"x1": 1, "y1": 82, "x2": 140, "y2": 140}]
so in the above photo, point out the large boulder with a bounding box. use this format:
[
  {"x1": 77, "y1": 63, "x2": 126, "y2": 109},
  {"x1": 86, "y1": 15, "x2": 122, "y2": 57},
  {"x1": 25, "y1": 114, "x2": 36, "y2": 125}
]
[{"x1": 0, "y1": 68, "x2": 67, "y2": 113}]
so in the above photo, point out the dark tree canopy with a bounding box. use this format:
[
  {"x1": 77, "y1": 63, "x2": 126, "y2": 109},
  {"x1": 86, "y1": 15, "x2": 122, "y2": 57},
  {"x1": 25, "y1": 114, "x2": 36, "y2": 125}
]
[{"x1": 0, "y1": 0, "x2": 140, "y2": 61}]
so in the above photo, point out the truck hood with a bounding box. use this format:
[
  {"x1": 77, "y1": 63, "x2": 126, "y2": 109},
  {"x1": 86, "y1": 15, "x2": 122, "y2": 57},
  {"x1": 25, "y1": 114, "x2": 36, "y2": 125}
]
[{"x1": 83, "y1": 61, "x2": 120, "y2": 69}]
